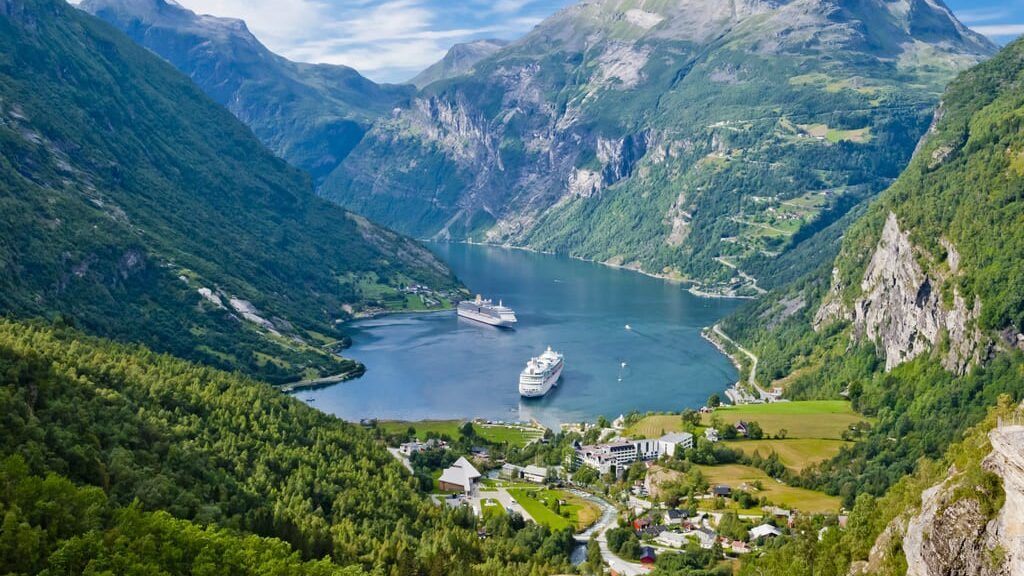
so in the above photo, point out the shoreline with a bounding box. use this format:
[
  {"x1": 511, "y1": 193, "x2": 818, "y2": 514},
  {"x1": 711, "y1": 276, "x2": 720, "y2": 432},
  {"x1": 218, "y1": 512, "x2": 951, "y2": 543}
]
[{"x1": 295, "y1": 242, "x2": 750, "y2": 427}]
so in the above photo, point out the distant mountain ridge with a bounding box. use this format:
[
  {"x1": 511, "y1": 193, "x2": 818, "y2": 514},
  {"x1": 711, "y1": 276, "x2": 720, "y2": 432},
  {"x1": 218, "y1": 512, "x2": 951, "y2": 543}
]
[
  {"x1": 80, "y1": 0, "x2": 415, "y2": 181},
  {"x1": 0, "y1": 0, "x2": 460, "y2": 383},
  {"x1": 410, "y1": 39, "x2": 510, "y2": 89},
  {"x1": 85, "y1": 0, "x2": 996, "y2": 295},
  {"x1": 321, "y1": 0, "x2": 995, "y2": 292}
]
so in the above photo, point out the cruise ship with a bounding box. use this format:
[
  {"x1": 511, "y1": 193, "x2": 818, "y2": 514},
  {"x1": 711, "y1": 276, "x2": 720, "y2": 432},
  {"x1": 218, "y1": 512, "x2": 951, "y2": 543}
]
[
  {"x1": 519, "y1": 346, "x2": 564, "y2": 398},
  {"x1": 457, "y1": 295, "x2": 518, "y2": 327}
]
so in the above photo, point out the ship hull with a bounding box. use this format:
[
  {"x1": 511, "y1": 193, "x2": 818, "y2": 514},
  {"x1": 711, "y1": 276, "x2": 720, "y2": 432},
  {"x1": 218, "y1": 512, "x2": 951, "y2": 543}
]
[
  {"x1": 457, "y1": 308, "x2": 516, "y2": 327},
  {"x1": 519, "y1": 362, "x2": 563, "y2": 398}
]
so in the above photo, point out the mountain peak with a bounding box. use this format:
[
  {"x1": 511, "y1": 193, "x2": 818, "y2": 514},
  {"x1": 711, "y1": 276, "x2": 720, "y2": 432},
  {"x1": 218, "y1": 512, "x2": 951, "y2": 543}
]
[{"x1": 409, "y1": 38, "x2": 510, "y2": 89}]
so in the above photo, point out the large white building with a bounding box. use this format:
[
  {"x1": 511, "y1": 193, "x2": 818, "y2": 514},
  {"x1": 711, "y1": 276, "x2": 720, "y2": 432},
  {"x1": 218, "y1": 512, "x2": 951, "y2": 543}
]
[{"x1": 575, "y1": 432, "x2": 694, "y2": 474}]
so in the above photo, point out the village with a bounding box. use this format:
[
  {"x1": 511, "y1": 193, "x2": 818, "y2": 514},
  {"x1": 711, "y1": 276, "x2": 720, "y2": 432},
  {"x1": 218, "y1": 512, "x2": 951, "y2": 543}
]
[{"x1": 378, "y1": 397, "x2": 864, "y2": 574}]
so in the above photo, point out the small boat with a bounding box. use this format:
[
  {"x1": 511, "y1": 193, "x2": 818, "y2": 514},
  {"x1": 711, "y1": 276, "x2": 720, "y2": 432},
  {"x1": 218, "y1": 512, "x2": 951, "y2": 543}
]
[{"x1": 625, "y1": 324, "x2": 632, "y2": 330}]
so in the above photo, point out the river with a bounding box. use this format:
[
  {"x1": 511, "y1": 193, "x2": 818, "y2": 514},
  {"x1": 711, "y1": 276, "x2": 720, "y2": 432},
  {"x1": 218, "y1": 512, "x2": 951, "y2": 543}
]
[{"x1": 300, "y1": 243, "x2": 741, "y2": 428}]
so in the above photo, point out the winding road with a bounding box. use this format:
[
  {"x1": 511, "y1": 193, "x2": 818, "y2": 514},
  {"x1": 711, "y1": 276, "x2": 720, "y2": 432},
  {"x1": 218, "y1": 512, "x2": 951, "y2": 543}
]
[
  {"x1": 570, "y1": 490, "x2": 649, "y2": 575},
  {"x1": 712, "y1": 324, "x2": 769, "y2": 401}
]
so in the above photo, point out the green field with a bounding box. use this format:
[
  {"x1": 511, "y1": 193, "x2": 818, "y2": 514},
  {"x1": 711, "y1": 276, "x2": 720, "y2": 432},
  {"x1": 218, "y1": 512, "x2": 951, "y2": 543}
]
[
  {"x1": 624, "y1": 414, "x2": 692, "y2": 438},
  {"x1": 378, "y1": 420, "x2": 544, "y2": 448},
  {"x1": 702, "y1": 401, "x2": 865, "y2": 439},
  {"x1": 508, "y1": 488, "x2": 601, "y2": 532},
  {"x1": 723, "y1": 439, "x2": 851, "y2": 471},
  {"x1": 697, "y1": 464, "x2": 842, "y2": 513}
]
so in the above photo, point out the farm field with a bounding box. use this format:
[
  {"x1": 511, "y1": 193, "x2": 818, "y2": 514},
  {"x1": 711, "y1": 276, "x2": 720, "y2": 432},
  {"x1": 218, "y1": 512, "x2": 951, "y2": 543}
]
[
  {"x1": 702, "y1": 401, "x2": 865, "y2": 439},
  {"x1": 697, "y1": 464, "x2": 842, "y2": 513},
  {"x1": 723, "y1": 438, "x2": 851, "y2": 471}
]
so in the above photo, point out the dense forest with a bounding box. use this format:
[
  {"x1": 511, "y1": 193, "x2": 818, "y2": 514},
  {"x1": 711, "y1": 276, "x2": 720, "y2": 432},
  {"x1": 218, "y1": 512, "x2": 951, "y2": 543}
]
[
  {"x1": 0, "y1": 0, "x2": 460, "y2": 384},
  {"x1": 0, "y1": 319, "x2": 574, "y2": 575}
]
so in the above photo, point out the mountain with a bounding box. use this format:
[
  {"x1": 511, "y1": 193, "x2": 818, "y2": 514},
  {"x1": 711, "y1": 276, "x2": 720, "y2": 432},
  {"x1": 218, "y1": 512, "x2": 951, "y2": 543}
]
[
  {"x1": 79, "y1": 0, "x2": 415, "y2": 182},
  {"x1": 0, "y1": 319, "x2": 575, "y2": 574},
  {"x1": 410, "y1": 39, "x2": 510, "y2": 89},
  {"x1": 322, "y1": 0, "x2": 994, "y2": 294},
  {"x1": 0, "y1": 0, "x2": 461, "y2": 383},
  {"x1": 726, "y1": 36, "x2": 1024, "y2": 576}
]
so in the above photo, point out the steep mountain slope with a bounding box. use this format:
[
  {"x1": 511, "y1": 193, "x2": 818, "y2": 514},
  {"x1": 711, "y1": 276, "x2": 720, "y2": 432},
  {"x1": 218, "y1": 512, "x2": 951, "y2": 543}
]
[
  {"x1": 324, "y1": 0, "x2": 994, "y2": 293},
  {"x1": 0, "y1": 0, "x2": 460, "y2": 383},
  {"x1": 79, "y1": 0, "x2": 415, "y2": 181},
  {"x1": 410, "y1": 39, "x2": 509, "y2": 89},
  {"x1": 0, "y1": 319, "x2": 574, "y2": 575},
  {"x1": 723, "y1": 36, "x2": 1024, "y2": 575}
]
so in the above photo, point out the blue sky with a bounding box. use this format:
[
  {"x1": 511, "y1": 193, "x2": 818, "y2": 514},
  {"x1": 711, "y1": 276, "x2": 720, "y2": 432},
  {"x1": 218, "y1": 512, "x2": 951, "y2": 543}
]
[{"x1": 173, "y1": 0, "x2": 1024, "y2": 83}]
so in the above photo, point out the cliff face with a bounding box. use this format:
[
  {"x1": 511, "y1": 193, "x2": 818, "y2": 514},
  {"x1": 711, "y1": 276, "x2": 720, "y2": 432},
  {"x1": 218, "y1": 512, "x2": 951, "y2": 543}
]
[
  {"x1": 815, "y1": 212, "x2": 986, "y2": 374},
  {"x1": 899, "y1": 425, "x2": 1024, "y2": 576}
]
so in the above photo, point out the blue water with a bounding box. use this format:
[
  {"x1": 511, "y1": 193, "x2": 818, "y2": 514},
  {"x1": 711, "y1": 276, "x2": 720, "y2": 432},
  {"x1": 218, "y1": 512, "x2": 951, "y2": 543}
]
[{"x1": 302, "y1": 243, "x2": 741, "y2": 428}]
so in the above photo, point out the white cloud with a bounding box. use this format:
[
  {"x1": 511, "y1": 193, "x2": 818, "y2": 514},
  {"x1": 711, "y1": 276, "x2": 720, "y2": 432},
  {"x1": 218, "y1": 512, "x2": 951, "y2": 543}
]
[
  {"x1": 171, "y1": 0, "x2": 543, "y2": 82},
  {"x1": 971, "y1": 23, "x2": 1024, "y2": 37}
]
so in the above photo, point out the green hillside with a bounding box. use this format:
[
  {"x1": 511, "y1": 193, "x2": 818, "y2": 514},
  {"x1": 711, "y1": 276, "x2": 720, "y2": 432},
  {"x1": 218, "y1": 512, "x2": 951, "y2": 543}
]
[
  {"x1": 0, "y1": 0, "x2": 460, "y2": 383},
  {"x1": 721, "y1": 33, "x2": 1024, "y2": 538},
  {"x1": 0, "y1": 319, "x2": 574, "y2": 575}
]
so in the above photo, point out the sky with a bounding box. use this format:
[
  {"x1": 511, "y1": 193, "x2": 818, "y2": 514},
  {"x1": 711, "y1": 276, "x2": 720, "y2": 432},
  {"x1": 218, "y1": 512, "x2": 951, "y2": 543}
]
[{"x1": 171, "y1": 0, "x2": 1024, "y2": 84}]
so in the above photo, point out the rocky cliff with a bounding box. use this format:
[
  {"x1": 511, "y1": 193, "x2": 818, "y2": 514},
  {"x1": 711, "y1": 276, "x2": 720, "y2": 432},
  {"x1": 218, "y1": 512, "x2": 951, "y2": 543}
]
[
  {"x1": 898, "y1": 425, "x2": 1022, "y2": 576},
  {"x1": 814, "y1": 212, "x2": 987, "y2": 374}
]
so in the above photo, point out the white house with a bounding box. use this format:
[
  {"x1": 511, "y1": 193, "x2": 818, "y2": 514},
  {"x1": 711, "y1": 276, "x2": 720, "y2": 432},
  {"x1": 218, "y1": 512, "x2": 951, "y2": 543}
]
[
  {"x1": 522, "y1": 465, "x2": 548, "y2": 483},
  {"x1": 750, "y1": 524, "x2": 783, "y2": 540},
  {"x1": 575, "y1": 432, "x2": 694, "y2": 473},
  {"x1": 655, "y1": 531, "x2": 690, "y2": 548},
  {"x1": 438, "y1": 457, "x2": 481, "y2": 493},
  {"x1": 704, "y1": 428, "x2": 719, "y2": 443}
]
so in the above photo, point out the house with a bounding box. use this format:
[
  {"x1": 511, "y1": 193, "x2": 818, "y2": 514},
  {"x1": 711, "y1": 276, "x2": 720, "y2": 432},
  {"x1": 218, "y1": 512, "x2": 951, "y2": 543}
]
[
  {"x1": 750, "y1": 524, "x2": 783, "y2": 540},
  {"x1": 699, "y1": 406, "x2": 714, "y2": 414},
  {"x1": 734, "y1": 421, "x2": 749, "y2": 436},
  {"x1": 655, "y1": 531, "x2": 690, "y2": 548},
  {"x1": 712, "y1": 485, "x2": 732, "y2": 497},
  {"x1": 657, "y1": 432, "x2": 694, "y2": 457},
  {"x1": 664, "y1": 509, "x2": 688, "y2": 525},
  {"x1": 522, "y1": 465, "x2": 548, "y2": 483},
  {"x1": 500, "y1": 463, "x2": 522, "y2": 480},
  {"x1": 639, "y1": 547, "x2": 656, "y2": 565},
  {"x1": 612, "y1": 414, "x2": 626, "y2": 429},
  {"x1": 704, "y1": 427, "x2": 719, "y2": 443},
  {"x1": 438, "y1": 457, "x2": 481, "y2": 493},
  {"x1": 730, "y1": 540, "x2": 750, "y2": 554},
  {"x1": 693, "y1": 527, "x2": 717, "y2": 549},
  {"x1": 632, "y1": 515, "x2": 654, "y2": 531}
]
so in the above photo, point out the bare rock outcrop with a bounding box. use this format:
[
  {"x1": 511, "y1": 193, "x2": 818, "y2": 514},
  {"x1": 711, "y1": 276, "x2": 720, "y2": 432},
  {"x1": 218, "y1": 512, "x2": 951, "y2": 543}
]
[
  {"x1": 815, "y1": 212, "x2": 985, "y2": 374},
  {"x1": 899, "y1": 425, "x2": 1024, "y2": 576}
]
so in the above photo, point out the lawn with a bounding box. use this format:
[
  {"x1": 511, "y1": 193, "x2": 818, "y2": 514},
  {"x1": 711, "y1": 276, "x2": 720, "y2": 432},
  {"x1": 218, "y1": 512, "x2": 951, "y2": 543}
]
[
  {"x1": 697, "y1": 464, "x2": 842, "y2": 513},
  {"x1": 378, "y1": 420, "x2": 543, "y2": 448},
  {"x1": 624, "y1": 414, "x2": 691, "y2": 438},
  {"x1": 702, "y1": 401, "x2": 865, "y2": 439},
  {"x1": 723, "y1": 439, "x2": 851, "y2": 472},
  {"x1": 508, "y1": 488, "x2": 601, "y2": 532}
]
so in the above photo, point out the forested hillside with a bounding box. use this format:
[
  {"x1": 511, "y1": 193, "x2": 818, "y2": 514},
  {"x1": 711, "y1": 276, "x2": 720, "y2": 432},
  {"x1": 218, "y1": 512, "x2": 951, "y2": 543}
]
[
  {"x1": 80, "y1": 0, "x2": 415, "y2": 182},
  {"x1": 0, "y1": 0, "x2": 460, "y2": 383},
  {"x1": 718, "y1": 36, "x2": 1024, "y2": 575},
  {"x1": 0, "y1": 319, "x2": 574, "y2": 575}
]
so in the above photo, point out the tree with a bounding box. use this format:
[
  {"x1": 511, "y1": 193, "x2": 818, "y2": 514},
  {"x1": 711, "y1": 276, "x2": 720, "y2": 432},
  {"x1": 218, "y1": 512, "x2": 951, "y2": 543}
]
[
  {"x1": 707, "y1": 393, "x2": 722, "y2": 408},
  {"x1": 596, "y1": 415, "x2": 610, "y2": 429},
  {"x1": 460, "y1": 421, "x2": 476, "y2": 439},
  {"x1": 747, "y1": 421, "x2": 764, "y2": 440},
  {"x1": 681, "y1": 409, "x2": 701, "y2": 428},
  {"x1": 585, "y1": 537, "x2": 603, "y2": 575}
]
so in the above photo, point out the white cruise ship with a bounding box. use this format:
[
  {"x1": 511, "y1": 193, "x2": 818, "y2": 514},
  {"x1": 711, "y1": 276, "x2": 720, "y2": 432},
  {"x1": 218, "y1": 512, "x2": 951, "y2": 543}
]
[
  {"x1": 519, "y1": 346, "x2": 564, "y2": 398},
  {"x1": 457, "y1": 295, "x2": 518, "y2": 327}
]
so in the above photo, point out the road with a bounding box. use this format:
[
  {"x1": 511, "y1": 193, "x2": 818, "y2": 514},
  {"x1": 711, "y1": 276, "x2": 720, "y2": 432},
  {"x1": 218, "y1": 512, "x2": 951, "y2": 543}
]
[
  {"x1": 712, "y1": 324, "x2": 770, "y2": 401},
  {"x1": 570, "y1": 490, "x2": 649, "y2": 575},
  {"x1": 386, "y1": 447, "x2": 414, "y2": 474}
]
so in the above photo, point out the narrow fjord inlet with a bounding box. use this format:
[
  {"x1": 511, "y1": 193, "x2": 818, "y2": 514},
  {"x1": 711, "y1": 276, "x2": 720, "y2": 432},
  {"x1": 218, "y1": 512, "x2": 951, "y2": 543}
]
[{"x1": 303, "y1": 243, "x2": 740, "y2": 426}]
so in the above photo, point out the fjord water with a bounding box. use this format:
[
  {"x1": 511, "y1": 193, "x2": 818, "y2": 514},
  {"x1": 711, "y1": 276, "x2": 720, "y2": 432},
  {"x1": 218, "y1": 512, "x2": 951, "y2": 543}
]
[{"x1": 304, "y1": 244, "x2": 741, "y2": 427}]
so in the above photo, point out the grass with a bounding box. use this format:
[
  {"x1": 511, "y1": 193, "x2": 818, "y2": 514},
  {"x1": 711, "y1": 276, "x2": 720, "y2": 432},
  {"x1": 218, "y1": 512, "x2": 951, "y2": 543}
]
[
  {"x1": 723, "y1": 439, "x2": 851, "y2": 472},
  {"x1": 624, "y1": 414, "x2": 690, "y2": 438},
  {"x1": 507, "y1": 488, "x2": 601, "y2": 532},
  {"x1": 702, "y1": 401, "x2": 865, "y2": 439},
  {"x1": 378, "y1": 420, "x2": 543, "y2": 448},
  {"x1": 697, "y1": 464, "x2": 842, "y2": 513}
]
